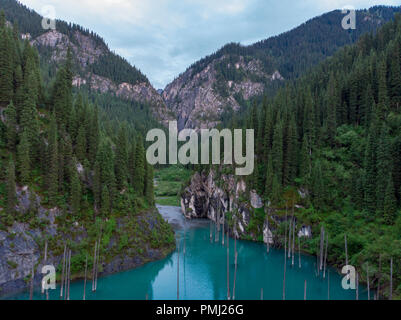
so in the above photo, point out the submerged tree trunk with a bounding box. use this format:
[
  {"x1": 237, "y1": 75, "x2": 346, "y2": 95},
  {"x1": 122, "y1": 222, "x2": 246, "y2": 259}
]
[
  {"x1": 367, "y1": 263, "x2": 370, "y2": 301},
  {"x1": 92, "y1": 241, "x2": 97, "y2": 292},
  {"x1": 227, "y1": 230, "x2": 230, "y2": 300},
  {"x1": 177, "y1": 236, "x2": 180, "y2": 300},
  {"x1": 298, "y1": 236, "x2": 301, "y2": 269},
  {"x1": 304, "y1": 280, "x2": 307, "y2": 301},
  {"x1": 323, "y1": 234, "x2": 328, "y2": 278},
  {"x1": 83, "y1": 255, "x2": 88, "y2": 300},
  {"x1": 60, "y1": 244, "x2": 66, "y2": 299},
  {"x1": 390, "y1": 258, "x2": 393, "y2": 300}
]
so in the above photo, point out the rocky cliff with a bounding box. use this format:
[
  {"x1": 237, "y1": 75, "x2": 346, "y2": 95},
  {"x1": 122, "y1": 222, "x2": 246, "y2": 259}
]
[
  {"x1": 163, "y1": 55, "x2": 282, "y2": 130},
  {"x1": 30, "y1": 29, "x2": 173, "y2": 125},
  {"x1": 180, "y1": 171, "x2": 311, "y2": 246},
  {"x1": 0, "y1": 184, "x2": 175, "y2": 298}
]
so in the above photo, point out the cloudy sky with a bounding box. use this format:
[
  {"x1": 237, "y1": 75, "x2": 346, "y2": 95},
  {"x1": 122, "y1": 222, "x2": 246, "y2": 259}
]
[{"x1": 20, "y1": 0, "x2": 400, "y2": 89}]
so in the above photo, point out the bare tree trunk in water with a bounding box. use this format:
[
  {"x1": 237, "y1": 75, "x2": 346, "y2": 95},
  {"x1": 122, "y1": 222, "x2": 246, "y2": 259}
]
[
  {"x1": 283, "y1": 232, "x2": 287, "y2": 300},
  {"x1": 95, "y1": 238, "x2": 101, "y2": 291},
  {"x1": 83, "y1": 255, "x2": 88, "y2": 300},
  {"x1": 319, "y1": 227, "x2": 324, "y2": 271},
  {"x1": 261, "y1": 288, "x2": 263, "y2": 300},
  {"x1": 356, "y1": 272, "x2": 359, "y2": 300},
  {"x1": 367, "y1": 263, "x2": 370, "y2": 301},
  {"x1": 222, "y1": 212, "x2": 225, "y2": 246},
  {"x1": 323, "y1": 234, "x2": 328, "y2": 278},
  {"x1": 67, "y1": 250, "x2": 71, "y2": 300},
  {"x1": 60, "y1": 244, "x2": 66, "y2": 299},
  {"x1": 233, "y1": 249, "x2": 238, "y2": 300},
  {"x1": 92, "y1": 241, "x2": 97, "y2": 292},
  {"x1": 298, "y1": 236, "x2": 301, "y2": 269},
  {"x1": 304, "y1": 280, "x2": 307, "y2": 300},
  {"x1": 378, "y1": 254, "x2": 381, "y2": 299},
  {"x1": 266, "y1": 215, "x2": 270, "y2": 253},
  {"x1": 177, "y1": 236, "x2": 180, "y2": 300},
  {"x1": 390, "y1": 258, "x2": 393, "y2": 300},
  {"x1": 292, "y1": 222, "x2": 295, "y2": 267},
  {"x1": 288, "y1": 219, "x2": 292, "y2": 259},
  {"x1": 227, "y1": 230, "x2": 230, "y2": 300}
]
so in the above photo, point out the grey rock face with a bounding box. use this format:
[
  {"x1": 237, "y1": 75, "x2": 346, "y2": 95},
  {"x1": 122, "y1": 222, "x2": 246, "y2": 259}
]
[
  {"x1": 163, "y1": 55, "x2": 283, "y2": 130},
  {"x1": 181, "y1": 170, "x2": 312, "y2": 245}
]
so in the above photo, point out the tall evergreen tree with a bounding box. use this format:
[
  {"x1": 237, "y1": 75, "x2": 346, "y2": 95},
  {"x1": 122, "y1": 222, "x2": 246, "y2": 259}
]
[
  {"x1": 5, "y1": 100, "x2": 17, "y2": 152},
  {"x1": 17, "y1": 131, "x2": 30, "y2": 185},
  {"x1": 133, "y1": 137, "x2": 145, "y2": 195},
  {"x1": 6, "y1": 157, "x2": 17, "y2": 214},
  {"x1": 383, "y1": 174, "x2": 397, "y2": 225}
]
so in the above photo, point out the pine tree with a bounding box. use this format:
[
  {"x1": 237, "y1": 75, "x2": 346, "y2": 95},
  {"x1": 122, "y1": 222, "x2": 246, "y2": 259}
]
[
  {"x1": 376, "y1": 124, "x2": 392, "y2": 212},
  {"x1": 364, "y1": 131, "x2": 377, "y2": 215},
  {"x1": 101, "y1": 186, "x2": 110, "y2": 217},
  {"x1": 383, "y1": 174, "x2": 397, "y2": 225},
  {"x1": 47, "y1": 114, "x2": 59, "y2": 205},
  {"x1": 0, "y1": 14, "x2": 14, "y2": 107},
  {"x1": 5, "y1": 100, "x2": 17, "y2": 152},
  {"x1": 265, "y1": 154, "x2": 274, "y2": 199},
  {"x1": 272, "y1": 120, "x2": 283, "y2": 185},
  {"x1": 300, "y1": 135, "x2": 311, "y2": 181},
  {"x1": 115, "y1": 125, "x2": 128, "y2": 188},
  {"x1": 70, "y1": 166, "x2": 81, "y2": 216},
  {"x1": 133, "y1": 137, "x2": 145, "y2": 195},
  {"x1": 377, "y1": 59, "x2": 389, "y2": 120},
  {"x1": 144, "y1": 161, "x2": 154, "y2": 205},
  {"x1": 17, "y1": 131, "x2": 30, "y2": 185},
  {"x1": 389, "y1": 40, "x2": 401, "y2": 108},
  {"x1": 6, "y1": 157, "x2": 17, "y2": 214},
  {"x1": 75, "y1": 125, "x2": 87, "y2": 161},
  {"x1": 326, "y1": 74, "x2": 338, "y2": 145}
]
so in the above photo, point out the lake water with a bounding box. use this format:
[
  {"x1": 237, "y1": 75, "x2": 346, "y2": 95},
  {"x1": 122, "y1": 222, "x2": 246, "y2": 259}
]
[{"x1": 7, "y1": 205, "x2": 367, "y2": 300}]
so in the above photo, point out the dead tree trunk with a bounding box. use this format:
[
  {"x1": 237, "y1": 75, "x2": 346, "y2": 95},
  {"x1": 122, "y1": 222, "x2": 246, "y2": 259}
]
[
  {"x1": 227, "y1": 230, "x2": 230, "y2": 300},
  {"x1": 356, "y1": 272, "x2": 359, "y2": 300},
  {"x1": 367, "y1": 263, "x2": 370, "y2": 301},
  {"x1": 292, "y1": 222, "x2": 295, "y2": 267},
  {"x1": 222, "y1": 212, "x2": 225, "y2": 246},
  {"x1": 233, "y1": 250, "x2": 238, "y2": 300},
  {"x1": 177, "y1": 236, "x2": 180, "y2": 300},
  {"x1": 298, "y1": 236, "x2": 301, "y2": 269},
  {"x1": 60, "y1": 244, "x2": 66, "y2": 299},
  {"x1": 304, "y1": 280, "x2": 307, "y2": 300},
  {"x1": 319, "y1": 226, "x2": 324, "y2": 271},
  {"x1": 378, "y1": 254, "x2": 381, "y2": 299},
  {"x1": 94, "y1": 238, "x2": 100, "y2": 291},
  {"x1": 323, "y1": 234, "x2": 328, "y2": 278},
  {"x1": 288, "y1": 219, "x2": 292, "y2": 259},
  {"x1": 283, "y1": 234, "x2": 287, "y2": 300},
  {"x1": 67, "y1": 250, "x2": 71, "y2": 300},
  {"x1": 266, "y1": 215, "x2": 270, "y2": 253},
  {"x1": 83, "y1": 255, "x2": 88, "y2": 300},
  {"x1": 92, "y1": 240, "x2": 97, "y2": 292},
  {"x1": 390, "y1": 257, "x2": 393, "y2": 300}
]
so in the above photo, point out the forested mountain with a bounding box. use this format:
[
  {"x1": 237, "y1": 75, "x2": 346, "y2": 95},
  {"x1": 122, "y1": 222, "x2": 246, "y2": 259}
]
[
  {"x1": 0, "y1": 0, "x2": 173, "y2": 128},
  {"x1": 164, "y1": 6, "x2": 401, "y2": 130},
  {"x1": 207, "y1": 13, "x2": 401, "y2": 299},
  {"x1": 0, "y1": 12, "x2": 174, "y2": 295}
]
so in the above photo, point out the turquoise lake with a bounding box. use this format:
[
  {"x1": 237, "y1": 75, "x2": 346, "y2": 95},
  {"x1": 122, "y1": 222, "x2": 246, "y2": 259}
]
[{"x1": 7, "y1": 205, "x2": 368, "y2": 300}]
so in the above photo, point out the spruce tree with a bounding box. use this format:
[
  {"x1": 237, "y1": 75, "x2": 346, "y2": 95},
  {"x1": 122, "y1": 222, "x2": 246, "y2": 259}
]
[
  {"x1": 5, "y1": 100, "x2": 17, "y2": 152},
  {"x1": 383, "y1": 174, "x2": 397, "y2": 225},
  {"x1": 326, "y1": 74, "x2": 338, "y2": 145},
  {"x1": 133, "y1": 137, "x2": 145, "y2": 195},
  {"x1": 272, "y1": 120, "x2": 283, "y2": 185},
  {"x1": 47, "y1": 114, "x2": 59, "y2": 205},
  {"x1": 0, "y1": 15, "x2": 14, "y2": 107},
  {"x1": 115, "y1": 125, "x2": 128, "y2": 188},
  {"x1": 70, "y1": 167, "x2": 81, "y2": 216},
  {"x1": 6, "y1": 157, "x2": 17, "y2": 214},
  {"x1": 376, "y1": 124, "x2": 392, "y2": 212},
  {"x1": 101, "y1": 186, "x2": 110, "y2": 217},
  {"x1": 17, "y1": 131, "x2": 30, "y2": 185},
  {"x1": 144, "y1": 161, "x2": 155, "y2": 205},
  {"x1": 265, "y1": 154, "x2": 274, "y2": 199}
]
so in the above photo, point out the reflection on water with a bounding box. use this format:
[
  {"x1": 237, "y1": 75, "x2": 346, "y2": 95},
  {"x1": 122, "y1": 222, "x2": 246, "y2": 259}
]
[{"x1": 7, "y1": 205, "x2": 367, "y2": 300}]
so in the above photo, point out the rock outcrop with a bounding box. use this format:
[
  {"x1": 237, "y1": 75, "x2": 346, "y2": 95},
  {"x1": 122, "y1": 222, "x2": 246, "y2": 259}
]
[
  {"x1": 0, "y1": 186, "x2": 174, "y2": 298},
  {"x1": 163, "y1": 55, "x2": 283, "y2": 130},
  {"x1": 180, "y1": 171, "x2": 312, "y2": 246}
]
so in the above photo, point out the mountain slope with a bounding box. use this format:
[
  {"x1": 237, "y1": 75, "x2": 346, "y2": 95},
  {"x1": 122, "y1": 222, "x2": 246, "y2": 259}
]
[
  {"x1": 164, "y1": 6, "x2": 401, "y2": 130},
  {"x1": 0, "y1": 0, "x2": 173, "y2": 126}
]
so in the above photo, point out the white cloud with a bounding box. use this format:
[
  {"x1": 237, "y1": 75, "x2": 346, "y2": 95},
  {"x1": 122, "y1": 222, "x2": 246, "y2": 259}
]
[{"x1": 19, "y1": 0, "x2": 401, "y2": 88}]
